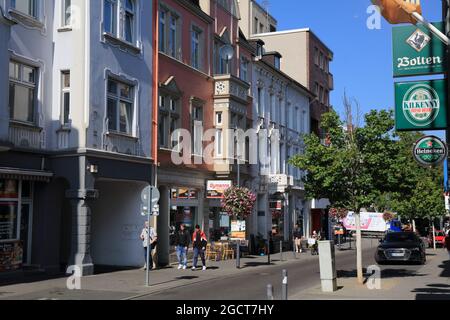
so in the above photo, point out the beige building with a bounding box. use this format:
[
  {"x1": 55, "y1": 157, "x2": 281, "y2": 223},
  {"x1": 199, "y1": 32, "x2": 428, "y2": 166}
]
[{"x1": 238, "y1": 0, "x2": 277, "y2": 38}]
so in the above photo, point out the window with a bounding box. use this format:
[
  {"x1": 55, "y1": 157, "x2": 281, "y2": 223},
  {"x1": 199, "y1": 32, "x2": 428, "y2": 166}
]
[
  {"x1": 254, "y1": 17, "x2": 258, "y2": 34},
  {"x1": 159, "y1": 10, "x2": 166, "y2": 52},
  {"x1": 160, "y1": 8, "x2": 180, "y2": 59},
  {"x1": 256, "y1": 87, "x2": 262, "y2": 116},
  {"x1": 107, "y1": 78, "x2": 134, "y2": 135},
  {"x1": 123, "y1": 0, "x2": 135, "y2": 43},
  {"x1": 62, "y1": 0, "x2": 71, "y2": 26},
  {"x1": 216, "y1": 112, "x2": 223, "y2": 126},
  {"x1": 319, "y1": 86, "x2": 324, "y2": 104},
  {"x1": 274, "y1": 56, "x2": 280, "y2": 70},
  {"x1": 240, "y1": 57, "x2": 248, "y2": 82},
  {"x1": 314, "y1": 82, "x2": 319, "y2": 96},
  {"x1": 320, "y1": 51, "x2": 324, "y2": 70},
  {"x1": 259, "y1": 23, "x2": 264, "y2": 34},
  {"x1": 104, "y1": 0, "x2": 137, "y2": 45},
  {"x1": 159, "y1": 94, "x2": 180, "y2": 149},
  {"x1": 9, "y1": 61, "x2": 36, "y2": 124},
  {"x1": 216, "y1": 129, "x2": 223, "y2": 156},
  {"x1": 104, "y1": 0, "x2": 117, "y2": 35},
  {"x1": 191, "y1": 28, "x2": 201, "y2": 70},
  {"x1": 324, "y1": 90, "x2": 329, "y2": 106},
  {"x1": 192, "y1": 105, "x2": 203, "y2": 156},
  {"x1": 61, "y1": 71, "x2": 70, "y2": 125},
  {"x1": 314, "y1": 47, "x2": 319, "y2": 66},
  {"x1": 256, "y1": 43, "x2": 263, "y2": 58},
  {"x1": 12, "y1": 0, "x2": 38, "y2": 18}
]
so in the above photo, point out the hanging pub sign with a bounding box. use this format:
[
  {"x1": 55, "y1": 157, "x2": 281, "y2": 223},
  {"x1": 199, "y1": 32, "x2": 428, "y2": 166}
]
[
  {"x1": 392, "y1": 22, "x2": 445, "y2": 77},
  {"x1": 395, "y1": 79, "x2": 447, "y2": 131},
  {"x1": 412, "y1": 136, "x2": 448, "y2": 167}
]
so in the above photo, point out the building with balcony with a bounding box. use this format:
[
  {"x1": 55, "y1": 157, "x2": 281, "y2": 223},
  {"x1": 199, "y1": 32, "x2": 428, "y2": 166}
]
[
  {"x1": 0, "y1": 0, "x2": 155, "y2": 276},
  {"x1": 248, "y1": 39, "x2": 313, "y2": 242}
]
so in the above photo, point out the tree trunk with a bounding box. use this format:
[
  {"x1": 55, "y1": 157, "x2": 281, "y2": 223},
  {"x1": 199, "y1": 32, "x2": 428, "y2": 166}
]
[{"x1": 355, "y1": 212, "x2": 364, "y2": 284}]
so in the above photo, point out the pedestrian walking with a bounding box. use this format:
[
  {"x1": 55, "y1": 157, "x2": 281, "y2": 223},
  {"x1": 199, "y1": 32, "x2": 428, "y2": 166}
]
[
  {"x1": 293, "y1": 224, "x2": 303, "y2": 253},
  {"x1": 191, "y1": 225, "x2": 207, "y2": 271},
  {"x1": 140, "y1": 221, "x2": 157, "y2": 270},
  {"x1": 175, "y1": 224, "x2": 190, "y2": 270}
]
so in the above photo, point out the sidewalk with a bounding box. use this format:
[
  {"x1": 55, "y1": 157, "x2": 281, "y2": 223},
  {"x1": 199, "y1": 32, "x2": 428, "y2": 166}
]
[
  {"x1": 292, "y1": 248, "x2": 450, "y2": 300},
  {"x1": 0, "y1": 251, "x2": 307, "y2": 300}
]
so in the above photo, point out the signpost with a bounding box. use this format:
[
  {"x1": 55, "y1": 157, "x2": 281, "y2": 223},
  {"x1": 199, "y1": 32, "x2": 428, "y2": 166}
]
[
  {"x1": 141, "y1": 185, "x2": 160, "y2": 287},
  {"x1": 392, "y1": 22, "x2": 446, "y2": 77},
  {"x1": 412, "y1": 136, "x2": 448, "y2": 167},
  {"x1": 395, "y1": 79, "x2": 448, "y2": 131}
]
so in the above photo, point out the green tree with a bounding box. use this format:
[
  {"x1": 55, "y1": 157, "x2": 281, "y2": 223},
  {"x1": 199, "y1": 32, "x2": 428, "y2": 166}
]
[{"x1": 290, "y1": 107, "x2": 400, "y2": 284}]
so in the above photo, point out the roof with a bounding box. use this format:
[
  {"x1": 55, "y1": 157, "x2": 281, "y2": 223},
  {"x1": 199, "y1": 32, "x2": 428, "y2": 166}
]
[{"x1": 251, "y1": 28, "x2": 334, "y2": 55}]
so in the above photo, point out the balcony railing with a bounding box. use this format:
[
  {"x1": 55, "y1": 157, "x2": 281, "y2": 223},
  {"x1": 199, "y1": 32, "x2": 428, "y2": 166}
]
[{"x1": 214, "y1": 74, "x2": 250, "y2": 103}]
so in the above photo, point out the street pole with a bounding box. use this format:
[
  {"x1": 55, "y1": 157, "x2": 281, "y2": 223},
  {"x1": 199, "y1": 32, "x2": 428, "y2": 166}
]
[
  {"x1": 146, "y1": 187, "x2": 153, "y2": 287},
  {"x1": 355, "y1": 212, "x2": 363, "y2": 284},
  {"x1": 267, "y1": 231, "x2": 271, "y2": 265},
  {"x1": 444, "y1": 0, "x2": 450, "y2": 230}
]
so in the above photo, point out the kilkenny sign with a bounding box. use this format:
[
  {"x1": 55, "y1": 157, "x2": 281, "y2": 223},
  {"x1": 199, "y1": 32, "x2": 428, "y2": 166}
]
[
  {"x1": 413, "y1": 136, "x2": 448, "y2": 167},
  {"x1": 395, "y1": 79, "x2": 447, "y2": 131},
  {"x1": 392, "y1": 22, "x2": 445, "y2": 77}
]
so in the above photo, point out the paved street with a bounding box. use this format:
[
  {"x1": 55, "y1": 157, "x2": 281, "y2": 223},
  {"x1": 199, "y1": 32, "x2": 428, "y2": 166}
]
[{"x1": 3, "y1": 238, "x2": 448, "y2": 300}]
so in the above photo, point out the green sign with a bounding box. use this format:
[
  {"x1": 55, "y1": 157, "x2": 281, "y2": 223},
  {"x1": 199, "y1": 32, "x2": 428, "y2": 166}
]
[
  {"x1": 392, "y1": 22, "x2": 445, "y2": 77},
  {"x1": 413, "y1": 136, "x2": 448, "y2": 167},
  {"x1": 395, "y1": 79, "x2": 447, "y2": 131}
]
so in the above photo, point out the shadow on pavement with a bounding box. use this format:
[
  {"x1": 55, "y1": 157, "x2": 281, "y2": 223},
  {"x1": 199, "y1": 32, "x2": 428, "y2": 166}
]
[
  {"x1": 414, "y1": 286, "x2": 450, "y2": 301},
  {"x1": 242, "y1": 262, "x2": 275, "y2": 268},
  {"x1": 0, "y1": 271, "x2": 66, "y2": 287},
  {"x1": 438, "y1": 260, "x2": 450, "y2": 278},
  {"x1": 337, "y1": 268, "x2": 427, "y2": 279}
]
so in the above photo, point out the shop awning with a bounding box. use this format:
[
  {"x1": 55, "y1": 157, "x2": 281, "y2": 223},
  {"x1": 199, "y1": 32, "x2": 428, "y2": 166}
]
[{"x1": 0, "y1": 167, "x2": 53, "y2": 182}]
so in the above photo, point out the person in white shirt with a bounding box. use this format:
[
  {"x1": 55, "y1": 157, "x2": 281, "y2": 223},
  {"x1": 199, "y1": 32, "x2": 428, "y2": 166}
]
[{"x1": 140, "y1": 221, "x2": 157, "y2": 270}]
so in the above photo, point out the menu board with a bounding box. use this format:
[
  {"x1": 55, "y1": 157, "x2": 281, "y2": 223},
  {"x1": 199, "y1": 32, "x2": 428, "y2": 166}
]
[{"x1": 0, "y1": 241, "x2": 23, "y2": 272}]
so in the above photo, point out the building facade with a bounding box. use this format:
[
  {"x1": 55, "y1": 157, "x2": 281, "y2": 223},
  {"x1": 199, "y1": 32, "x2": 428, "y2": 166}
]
[
  {"x1": 0, "y1": 0, "x2": 155, "y2": 275},
  {"x1": 247, "y1": 39, "x2": 312, "y2": 243}
]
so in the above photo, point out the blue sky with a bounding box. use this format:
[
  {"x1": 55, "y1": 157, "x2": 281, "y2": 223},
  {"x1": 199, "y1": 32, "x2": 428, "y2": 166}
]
[{"x1": 262, "y1": 0, "x2": 443, "y2": 125}]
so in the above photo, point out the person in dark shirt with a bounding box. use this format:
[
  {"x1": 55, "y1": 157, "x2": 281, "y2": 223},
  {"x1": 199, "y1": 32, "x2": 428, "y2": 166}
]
[
  {"x1": 191, "y1": 225, "x2": 207, "y2": 271},
  {"x1": 175, "y1": 224, "x2": 190, "y2": 270}
]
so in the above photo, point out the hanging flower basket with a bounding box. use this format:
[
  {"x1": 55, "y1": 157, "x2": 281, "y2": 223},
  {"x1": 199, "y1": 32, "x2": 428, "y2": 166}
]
[
  {"x1": 329, "y1": 208, "x2": 348, "y2": 221},
  {"x1": 221, "y1": 186, "x2": 257, "y2": 220},
  {"x1": 383, "y1": 211, "x2": 395, "y2": 222}
]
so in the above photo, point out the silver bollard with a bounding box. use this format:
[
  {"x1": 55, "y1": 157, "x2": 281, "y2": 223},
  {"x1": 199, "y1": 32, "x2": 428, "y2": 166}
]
[
  {"x1": 267, "y1": 284, "x2": 274, "y2": 300},
  {"x1": 236, "y1": 242, "x2": 241, "y2": 269},
  {"x1": 282, "y1": 269, "x2": 288, "y2": 300}
]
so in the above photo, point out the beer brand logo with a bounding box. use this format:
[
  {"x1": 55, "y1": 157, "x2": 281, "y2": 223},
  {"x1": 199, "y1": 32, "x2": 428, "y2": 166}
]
[
  {"x1": 402, "y1": 84, "x2": 440, "y2": 127},
  {"x1": 413, "y1": 136, "x2": 447, "y2": 167},
  {"x1": 407, "y1": 29, "x2": 431, "y2": 52}
]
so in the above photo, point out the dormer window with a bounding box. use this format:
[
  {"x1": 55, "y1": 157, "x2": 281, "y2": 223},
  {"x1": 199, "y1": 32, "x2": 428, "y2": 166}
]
[{"x1": 274, "y1": 56, "x2": 281, "y2": 70}]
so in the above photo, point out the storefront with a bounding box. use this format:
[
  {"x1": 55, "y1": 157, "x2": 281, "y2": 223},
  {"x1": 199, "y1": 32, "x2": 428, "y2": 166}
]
[
  {"x1": 206, "y1": 180, "x2": 233, "y2": 241},
  {"x1": 270, "y1": 196, "x2": 285, "y2": 240},
  {"x1": 0, "y1": 179, "x2": 33, "y2": 272},
  {"x1": 169, "y1": 187, "x2": 200, "y2": 236}
]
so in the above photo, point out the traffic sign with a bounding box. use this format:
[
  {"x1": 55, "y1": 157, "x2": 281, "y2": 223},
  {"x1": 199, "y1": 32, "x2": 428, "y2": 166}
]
[{"x1": 141, "y1": 186, "x2": 160, "y2": 216}]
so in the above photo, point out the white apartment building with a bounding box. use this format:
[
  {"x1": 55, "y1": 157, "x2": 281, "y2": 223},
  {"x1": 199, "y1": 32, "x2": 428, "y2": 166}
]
[
  {"x1": 0, "y1": 0, "x2": 155, "y2": 276},
  {"x1": 248, "y1": 40, "x2": 312, "y2": 243}
]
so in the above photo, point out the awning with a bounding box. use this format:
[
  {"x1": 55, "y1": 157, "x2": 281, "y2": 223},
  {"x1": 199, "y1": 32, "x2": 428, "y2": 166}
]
[{"x1": 0, "y1": 167, "x2": 53, "y2": 182}]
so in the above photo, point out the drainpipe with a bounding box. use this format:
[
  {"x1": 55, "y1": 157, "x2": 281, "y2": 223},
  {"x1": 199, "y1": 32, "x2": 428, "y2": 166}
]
[{"x1": 152, "y1": 0, "x2": 159, "y2": 186}]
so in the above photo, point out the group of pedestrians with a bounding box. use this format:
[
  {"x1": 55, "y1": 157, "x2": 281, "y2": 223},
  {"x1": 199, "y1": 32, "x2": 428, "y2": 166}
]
[{"x1": 140, "y1": 222, "x2": 208, "y2": 271}]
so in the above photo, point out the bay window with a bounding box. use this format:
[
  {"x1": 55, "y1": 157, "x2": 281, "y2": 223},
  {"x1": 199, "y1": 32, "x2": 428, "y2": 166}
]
[{"x1": 9, "y1": 61, "x2": 36, "y2": 124}]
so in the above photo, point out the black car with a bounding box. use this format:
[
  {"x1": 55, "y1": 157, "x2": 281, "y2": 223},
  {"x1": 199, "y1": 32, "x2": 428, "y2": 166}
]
[{"x1": 375, "y1": 232, "x2": 426, "y2": 265}]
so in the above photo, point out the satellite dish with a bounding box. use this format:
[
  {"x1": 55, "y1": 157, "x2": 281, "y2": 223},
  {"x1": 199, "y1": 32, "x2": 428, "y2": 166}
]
[{"x1": 219, "y1": 44, "x2": 234, "y2": 61}]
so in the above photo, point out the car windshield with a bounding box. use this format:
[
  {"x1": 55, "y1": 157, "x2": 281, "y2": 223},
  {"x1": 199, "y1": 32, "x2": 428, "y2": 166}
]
[{"x1": 385, "y1": 233, "x2": 417, "y2": 242}]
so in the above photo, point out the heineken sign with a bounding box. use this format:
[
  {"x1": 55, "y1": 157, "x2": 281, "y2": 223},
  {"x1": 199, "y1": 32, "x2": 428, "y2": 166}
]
[
  {"x1": 395, "y1": 79, "x2": 447, "y2": 131},
  {"x1": 413, "y1": 136, "x2": 448, "y2": 167},
  {"x1": 392, "y1": 22, "x2": 445, "y2": 77}
]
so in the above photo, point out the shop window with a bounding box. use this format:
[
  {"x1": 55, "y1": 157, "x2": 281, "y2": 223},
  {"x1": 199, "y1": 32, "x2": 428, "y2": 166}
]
[{"x1": 171, "y1": 188, "x2": 198, "y2": 200}]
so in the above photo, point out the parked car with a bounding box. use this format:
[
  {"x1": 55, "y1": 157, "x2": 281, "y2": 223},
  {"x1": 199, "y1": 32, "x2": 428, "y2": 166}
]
[
  {"x1": 375, "y1": 232, "x2": 426, "y2": 265},
  {"x1": 427, "y1": 230, "x2": 446, "y2": 248}
]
